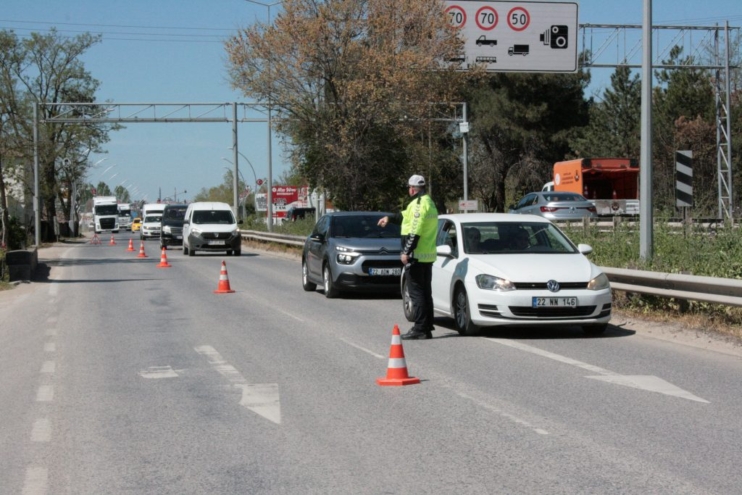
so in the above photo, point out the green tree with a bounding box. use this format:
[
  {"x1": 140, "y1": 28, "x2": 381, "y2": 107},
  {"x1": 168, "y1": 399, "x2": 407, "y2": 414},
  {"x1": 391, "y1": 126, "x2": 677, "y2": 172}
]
[
  {"x1": 95, "y1": 181, "x2": 112, "y2": 197},
  {"x1": 653, "y1": 46, "x2": 716, "y2": 214},
  {"x1": 193, "y1": 170, "x2": 246, "y2": 205},
  {"x1": 225, "y1": 0, "x2": 467, "y2": 210},
  {"x1": 466, "y1": 70, "x2": 591, "y2": 212},
  {"x1": 0, "y1": 29, "x2": 118, "y2": 241},
  {"x1": 114, "y1": 185, "x2": 131, "y2": 203},
  {"x1": 570, "y1": 65, "x2": 641, "y2": 159}
]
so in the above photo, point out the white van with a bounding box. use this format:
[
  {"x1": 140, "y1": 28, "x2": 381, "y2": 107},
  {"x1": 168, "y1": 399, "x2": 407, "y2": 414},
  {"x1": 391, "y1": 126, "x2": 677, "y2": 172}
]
[
  {"x1": 140, "y1": 203, "x2": 167, "y2": 240},
  {"x1": 182, "y1": 202, "x2": 242, "y2": 256}
]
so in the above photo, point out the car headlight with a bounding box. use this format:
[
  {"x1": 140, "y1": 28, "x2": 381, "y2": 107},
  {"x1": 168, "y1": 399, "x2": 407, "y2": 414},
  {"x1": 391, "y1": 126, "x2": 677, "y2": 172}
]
[
  {"x1": 335, "y1": 246, "x2": 359, "y2": 264},
  {"x1": 191, "y1": 227, "x2": 202, "y2": 235},
  {"x1": 587, "y1": 272, "x2": 610, "y2": 291},
  {"x1": 232, "y1": 228, "x2": 239, "y2": 237},
  {"x1": 475, "y1": 274, "x2": 516, "y2": 291}
]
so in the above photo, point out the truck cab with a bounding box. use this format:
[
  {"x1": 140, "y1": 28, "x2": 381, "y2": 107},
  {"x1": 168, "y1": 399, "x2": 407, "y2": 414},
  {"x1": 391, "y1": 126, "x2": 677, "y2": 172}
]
[{"x1": 92, "y1": 196, "x2": 120, "y2": 234}]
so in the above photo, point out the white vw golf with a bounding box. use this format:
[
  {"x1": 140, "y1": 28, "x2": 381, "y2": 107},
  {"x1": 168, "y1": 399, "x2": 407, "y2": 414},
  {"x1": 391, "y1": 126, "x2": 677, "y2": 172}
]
[{"x1": 402, "y1": 213, "x2": 612, "y2": 336}]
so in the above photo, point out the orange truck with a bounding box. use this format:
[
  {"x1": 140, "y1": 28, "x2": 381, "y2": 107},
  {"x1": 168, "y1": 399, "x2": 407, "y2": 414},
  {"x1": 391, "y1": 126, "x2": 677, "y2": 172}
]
[{"x1": 544, "y1": 158, "x2": 640, "y2": 216}]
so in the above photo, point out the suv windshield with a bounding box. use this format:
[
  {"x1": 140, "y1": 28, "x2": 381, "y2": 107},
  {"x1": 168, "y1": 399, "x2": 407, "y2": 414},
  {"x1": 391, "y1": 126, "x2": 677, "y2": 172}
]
[
  {"x1": 330, "y1": 215, "x2": 400, "y2": 238},
  {"x1": 162, "y1": 207, "x2": 187, "y2": 224},
  {"x1": 192, "y1": 210, "x2": 235, "y2": 225}
]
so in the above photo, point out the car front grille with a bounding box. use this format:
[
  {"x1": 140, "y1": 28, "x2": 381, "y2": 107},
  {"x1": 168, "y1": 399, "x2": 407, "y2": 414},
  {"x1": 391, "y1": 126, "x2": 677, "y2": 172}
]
[
  {"x1": 509, "y1": 306, "x2": 597, "y2": 317},
  {"x1": 166, "y1": 227, "x2": 183, "y2": 235},
  {"x1": 202, "y1": 232, "x2": 233, "y2": 240},
  {"x1": 513, "y1": 282, "x2": 589, "y2": 290}
]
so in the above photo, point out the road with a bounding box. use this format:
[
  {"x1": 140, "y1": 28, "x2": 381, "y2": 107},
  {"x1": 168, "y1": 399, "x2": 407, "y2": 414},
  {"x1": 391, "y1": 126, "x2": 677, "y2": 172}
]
[{"x1": 2, "y1": 233, "x2": 742, "y2": 494}]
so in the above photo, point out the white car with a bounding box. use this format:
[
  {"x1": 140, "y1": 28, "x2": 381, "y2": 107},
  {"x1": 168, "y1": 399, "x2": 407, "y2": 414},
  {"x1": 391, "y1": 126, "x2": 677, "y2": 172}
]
[{"x1": 402, "y1": 213, "x2": 612, "y2": 336}]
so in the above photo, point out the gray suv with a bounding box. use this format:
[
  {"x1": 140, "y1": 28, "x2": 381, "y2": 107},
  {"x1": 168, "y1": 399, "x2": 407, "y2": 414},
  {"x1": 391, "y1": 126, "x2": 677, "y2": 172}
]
[{"x1": 302, "y1": 212, "x2": 403, "y2": 298}]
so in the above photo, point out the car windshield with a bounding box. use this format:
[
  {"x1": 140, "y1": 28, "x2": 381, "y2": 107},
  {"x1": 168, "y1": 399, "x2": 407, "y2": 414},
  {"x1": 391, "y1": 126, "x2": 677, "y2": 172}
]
[
  {"x1": 460, "y1": 221, "x2": 577, "y2": 254},
  {"x1": 192, "y1": 210, "x2": 235, "y2": 225},
  {"x1": 94, "y1": 204, "x2": 118, "y2": 215},
  {"x1": 331, "y1": 215, "x2": 400, "y2": 238},
  {"x1": 163, "y1": 208, "x2": 187, "y2": 221},
  {"x1": 144, "y1": 215, "x2": 162, "y2": 223}
]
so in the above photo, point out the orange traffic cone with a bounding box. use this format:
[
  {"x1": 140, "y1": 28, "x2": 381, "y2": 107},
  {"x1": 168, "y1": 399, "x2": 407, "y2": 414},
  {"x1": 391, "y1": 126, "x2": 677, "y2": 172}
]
[
  {"x1": 109, "y1": 234, "x2": 116, "y2": 246},
  {"x1": 90, "y1": 233, "x2": 101, "y2": 245},
  {"x1": 214, "y1": 260, "x2": 235, "y2": 294},
  {"x1": 156, "y1": 247, "x2": 172, "y2": 268},
  {"x1": 376, "y1": 325, "x2": 420, "y2": 386},
  {"x1": 137, "y1": 241, "x2": 148, "y2": 258},
  {"x1": 127, "y1": 239, "x2": 135, "y2": 252}
]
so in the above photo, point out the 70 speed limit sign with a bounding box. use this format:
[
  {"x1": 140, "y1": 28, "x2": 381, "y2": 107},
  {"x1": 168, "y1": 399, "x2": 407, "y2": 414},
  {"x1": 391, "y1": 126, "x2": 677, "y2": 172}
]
[{"x1": 444, "y1": 1, "x2": 578, "y2": 73}]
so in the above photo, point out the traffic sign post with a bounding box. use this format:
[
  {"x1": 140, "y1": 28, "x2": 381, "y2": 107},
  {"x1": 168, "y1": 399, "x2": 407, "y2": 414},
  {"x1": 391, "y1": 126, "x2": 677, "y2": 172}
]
[{"x1": 444, "y1": 1, "x2": 578, "y2": 73}]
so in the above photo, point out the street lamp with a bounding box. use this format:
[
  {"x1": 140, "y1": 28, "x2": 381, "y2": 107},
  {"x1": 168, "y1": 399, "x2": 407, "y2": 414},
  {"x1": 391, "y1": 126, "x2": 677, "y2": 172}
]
[
  {"x1": 226, "y1": 147, "x2": 259, "y2": 189},
  {"x1": 244, "y1": 0, "x2": 282, "y2": 231}
]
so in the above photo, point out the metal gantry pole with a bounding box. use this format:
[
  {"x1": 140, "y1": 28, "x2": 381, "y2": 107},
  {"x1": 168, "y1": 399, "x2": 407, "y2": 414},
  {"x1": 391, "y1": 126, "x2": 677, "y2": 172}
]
[
  {"x1": 232, "y1": 102, "x2": 240, "y2": 219},
  {"x1": 724, "y1": 21, "x2": 733, "y2": 223},
  {"x1": 639, "y1": 0, "x2": 653, "y2": 260},
  {"x1": 33, "y1": 103, "x2": 40, "y2": 247}
]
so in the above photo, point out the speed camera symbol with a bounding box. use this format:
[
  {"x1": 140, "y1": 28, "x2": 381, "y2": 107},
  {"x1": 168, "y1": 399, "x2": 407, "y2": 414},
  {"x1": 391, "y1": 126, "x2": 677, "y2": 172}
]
[{"x1": 540, "y1": 25, "x2": 568, "y2": 49}]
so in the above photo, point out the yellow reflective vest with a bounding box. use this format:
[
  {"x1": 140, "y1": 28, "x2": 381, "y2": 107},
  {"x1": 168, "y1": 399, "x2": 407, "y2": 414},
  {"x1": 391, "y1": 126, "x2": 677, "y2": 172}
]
[{"x1": 401, "y1": 193, "x2": 438, "y2": 263}]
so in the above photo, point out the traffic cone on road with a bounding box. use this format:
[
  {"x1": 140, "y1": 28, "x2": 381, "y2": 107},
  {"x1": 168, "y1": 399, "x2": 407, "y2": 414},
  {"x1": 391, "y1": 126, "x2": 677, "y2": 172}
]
[
  {"x1": 214, "y1": 260, "x2": 235, "y2": 294},
  {"x1": 90, "y1": 233, "x2": 101, "y2": 245},
  {"x1": 376, "y1": 325, "x2": 420, "y2": 386},
  {"x1": 109, "y1": 234, "x2": 116, "y2": 246},
  {"x1": 127, "y1": 238, "x2": 135, "y2": 252},
  {"x1": 137, "y1": 241, "x2": 148, "y2": 258},
  {"x1": 156, "y1": 247, "x2": 172, "y2": 268}
]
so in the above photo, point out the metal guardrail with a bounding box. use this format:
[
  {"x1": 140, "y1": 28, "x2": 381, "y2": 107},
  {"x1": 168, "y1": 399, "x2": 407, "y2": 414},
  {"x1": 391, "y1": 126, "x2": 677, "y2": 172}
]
[{"x1": 240, "y1": 230, "x2": 742, "y2": 307}]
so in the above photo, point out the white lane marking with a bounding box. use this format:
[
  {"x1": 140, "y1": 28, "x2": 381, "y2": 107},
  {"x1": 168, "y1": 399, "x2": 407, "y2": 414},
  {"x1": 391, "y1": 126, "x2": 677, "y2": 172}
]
[
  {"x1": 40, "y1": 361, "x2": 55, "y2": 374},
  {"x1": 455, "y1": 391, "x2": 549, "y2": 435},
  {"x1": 338, "y1": 338, "x2": 385, "y2": 359},
  {"x1": 31, "y1": 419, "x2": 51, "y2": 442},
  {"x1": 22, "y1": 466, "x2": 48, "y2": 495},
  {"x1": 36, "y1": 386, "x2": 54, "y2": 402},
  {"x1": 587, "y1": 375, "x2": 710, "y2": 403},
  {"x1": 139, "y1": 366, "x2": 179, "y2": 379},
  {"x1": 45, "y1": 329, "x2": 57, "y2": 337},
  {"x1": 195, "y1": 345, "x2": 281, "y2": 424},
  {"x1": 237, "y1": 384, "x2": 282, "y2": 424},
  {"x1": 487, "y1": 338, "x2": 709, "y2": 403},
  {"x1": 44, "y1": 343, "x2": 56, "y2": 353}
]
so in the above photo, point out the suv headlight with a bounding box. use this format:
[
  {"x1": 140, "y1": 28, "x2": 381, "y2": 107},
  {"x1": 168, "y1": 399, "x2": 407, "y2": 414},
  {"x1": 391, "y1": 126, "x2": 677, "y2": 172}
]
[
  {"x1": 587, "y1": 272, "x2": 610, "y2": 291},
  {"x1": 336, "y1": 246, "x2": 360, "y2": 265},
  {"x1": 475, "y1": 274, "x2": 516, "y2": 291},
  {"x1": 191, "y1": 227, "x2": 202, "y2": 235}
]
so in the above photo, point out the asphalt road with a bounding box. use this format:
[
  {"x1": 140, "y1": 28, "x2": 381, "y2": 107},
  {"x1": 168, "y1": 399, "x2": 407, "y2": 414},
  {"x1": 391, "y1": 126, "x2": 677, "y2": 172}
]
[{"x1": 2, "y1": 233, "x2": 742, "y2": 494}]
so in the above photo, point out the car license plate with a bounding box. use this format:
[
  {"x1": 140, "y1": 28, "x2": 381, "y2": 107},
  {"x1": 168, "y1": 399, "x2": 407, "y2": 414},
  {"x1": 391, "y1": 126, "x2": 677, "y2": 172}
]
[
  {"x1": 176, "y1": 236, "x2": 182, "y2": 239},
  {"x1": 532, "y1": 297, "x2": 578, "y2": 308},
  {"x1": 369, "y1": 268, "x2": 401, "y2": 276},
  {"x1": 207, "y1": 240, "x2": 225, "y2": 245}
]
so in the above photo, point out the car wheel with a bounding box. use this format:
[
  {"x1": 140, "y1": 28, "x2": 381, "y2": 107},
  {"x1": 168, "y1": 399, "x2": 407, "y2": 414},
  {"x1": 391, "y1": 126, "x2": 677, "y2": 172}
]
[
  {"x1": 234, "y1": 250, "x2": 241, "y2": 256},
  {"x1": 401, "y1": 275, "x2": 415, "y2": 322},
  {"x1": 226, "y1": 249, "x2": 233, "y2": 256},
  {"x1": 453, "y1": 286, "x2": 479, "y2": 336},
  {"x1": 323, "y1": 263, "x2": 339, "y2": 298},
  {"x1": 182, "y1": 243, "x2": 188, "y2": 255},
  {"x1": 188, "y1": 243, "x2": 195, "y2": 257},
  {"x1": 582, "y1": 324, "x2": 607, "y2": 336},
  {"x1": 302, "y1": 259, "x2": 317, "y2": 291}
]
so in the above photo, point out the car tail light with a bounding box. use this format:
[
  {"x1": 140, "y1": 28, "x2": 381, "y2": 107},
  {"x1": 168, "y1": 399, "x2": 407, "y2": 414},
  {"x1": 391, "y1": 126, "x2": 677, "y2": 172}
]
[{"x1": 540, "y1": 206, "x2": 559, "y2": 212}]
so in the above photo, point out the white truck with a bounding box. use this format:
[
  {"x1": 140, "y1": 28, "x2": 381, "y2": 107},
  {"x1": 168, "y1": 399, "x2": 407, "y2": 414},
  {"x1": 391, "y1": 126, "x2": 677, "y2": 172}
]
[
  {"x1": 140, "y1": 202, "x2": 167, "y2": 240},
  {"x1": 117, "y1": 203, "x2": 133, "y2": 230},
  {"x1": 92, "y1": 196, "x2": 120, "y2": 234}
]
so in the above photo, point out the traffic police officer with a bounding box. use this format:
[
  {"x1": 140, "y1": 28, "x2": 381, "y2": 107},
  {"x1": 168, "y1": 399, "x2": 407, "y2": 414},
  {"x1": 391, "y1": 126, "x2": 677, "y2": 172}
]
[{"x1": 378, "y1": 174, "x2": 439, "y2": 340}]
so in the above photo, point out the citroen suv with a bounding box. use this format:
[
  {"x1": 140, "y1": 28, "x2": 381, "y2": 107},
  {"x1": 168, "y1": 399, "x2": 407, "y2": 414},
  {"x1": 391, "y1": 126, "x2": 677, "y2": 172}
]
[
  {"x1": 301, "y1": 211, "x2": 403, "y2": 298},
  {"x1": 160, "y1": 204, "x2": 188, "y2": 249}
]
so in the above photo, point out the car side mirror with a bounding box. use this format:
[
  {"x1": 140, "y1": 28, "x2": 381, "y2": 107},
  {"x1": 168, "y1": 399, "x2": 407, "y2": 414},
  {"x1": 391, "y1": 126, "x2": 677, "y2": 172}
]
[
  {"x1": 310, "y1": 233, "x2": 324, "y2": 242},
  {"x1": 436, "y1": 244, "x2": 453, "y2": 257},
  {"x1": 577, "y1": 243, "x2": 593, "y2": 255}
]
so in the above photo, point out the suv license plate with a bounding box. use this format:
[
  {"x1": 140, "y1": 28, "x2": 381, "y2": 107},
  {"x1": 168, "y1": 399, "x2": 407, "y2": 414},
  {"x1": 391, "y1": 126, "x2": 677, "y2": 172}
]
[
  {"x1": 207, "y1": 240, "x2": 226, "y2": 245},
  {"x1": 369, "y1": 268, "x2": 401, "y2": 276},
  {"x1": 532, "y1": 297, "x2": 578, "y2": 308}
]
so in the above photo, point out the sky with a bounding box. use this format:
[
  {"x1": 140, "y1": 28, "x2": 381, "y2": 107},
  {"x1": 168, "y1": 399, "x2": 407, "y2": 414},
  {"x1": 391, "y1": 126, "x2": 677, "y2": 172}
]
[{"x1": 2, "y1": 0, "x2": 741, "y2": 204}]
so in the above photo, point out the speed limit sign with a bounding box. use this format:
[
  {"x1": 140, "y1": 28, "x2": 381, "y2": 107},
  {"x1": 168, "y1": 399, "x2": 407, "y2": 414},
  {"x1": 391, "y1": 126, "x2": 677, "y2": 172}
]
[{"x1": 443, "y1": 1, "x2": 578, "y2": 73}]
